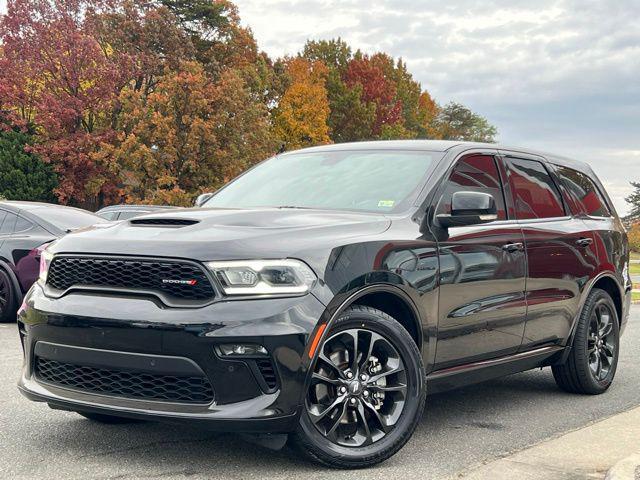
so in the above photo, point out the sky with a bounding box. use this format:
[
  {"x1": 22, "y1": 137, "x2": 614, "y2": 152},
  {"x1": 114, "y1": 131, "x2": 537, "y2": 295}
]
[
  {"x1": 234, "y1": 0, "x2": 640, "y2": 215},
  {"x1": 1, "y1": 1, "x2": 637, "y2": 213}
]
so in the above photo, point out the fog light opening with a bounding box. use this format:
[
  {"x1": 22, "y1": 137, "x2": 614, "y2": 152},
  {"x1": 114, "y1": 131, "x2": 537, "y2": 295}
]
[{"x1": 216, "y1": 344, "x2": 269, "y2": 358}]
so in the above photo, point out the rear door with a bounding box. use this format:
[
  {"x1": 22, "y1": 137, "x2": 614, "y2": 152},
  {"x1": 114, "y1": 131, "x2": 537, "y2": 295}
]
[
  {"x1": 552, "y1": 165, "x2": 622, "y2": 276},
  {"x1": 502, "y1": 153, "x2": 598, "y2": 350},
  {"x1": 433, "y1": 152, "x2": 527, "y2": 368}
]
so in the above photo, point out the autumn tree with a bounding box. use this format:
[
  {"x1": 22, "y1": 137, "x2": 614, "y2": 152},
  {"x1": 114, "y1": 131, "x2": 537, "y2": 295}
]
[
  {"x1": 344, "y1": 54, "x2": 403, "y2": 136},
  {"x1": 97, "y1": 62, "x2": 276, "y2": 205},
  {"x1": 88, "y1": 1, "x2": 194, "y2": 96},
  {"x1": 272, "y1": 58, "x2": 331, "y2": 150},
  {"x1": 159, "y1": 0, "x2": 259, "y2": 77},
  {"x1": 0, "y1": 4, "x2": 500, "y2": 208},
  {"x1": 627, "y1": 223, "x2": 640, "y2": 252},
  {"x1": 417, "y1": 91, "x2": 440, "y2": 139},
  {"x1": 0, "y1": 0, "x2": 135, "y2": 206}
]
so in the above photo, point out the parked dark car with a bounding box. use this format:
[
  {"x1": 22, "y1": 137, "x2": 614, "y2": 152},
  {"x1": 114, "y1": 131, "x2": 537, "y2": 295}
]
[
  {"x1": 95, "y1": 204, "x2": 178, "y2": 221},
  {"x1": 19, "y1": 141, "x2": 630, "y2": 468},
  {"x1": 0, "y1": 201, "x2": 106, "y2": 323}
]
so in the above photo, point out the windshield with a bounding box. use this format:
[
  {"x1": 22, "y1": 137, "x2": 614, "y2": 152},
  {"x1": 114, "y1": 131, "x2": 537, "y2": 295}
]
[
  {"x1": 204, "y1": 150, "x2": 442, "y2": 213},
  {"x1": 39, "y1": 207, "x2": 106, "y2": 231}
]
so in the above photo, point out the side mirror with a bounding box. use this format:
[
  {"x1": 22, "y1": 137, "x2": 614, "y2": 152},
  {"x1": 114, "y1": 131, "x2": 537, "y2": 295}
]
[
  {"x1": 194, "y1": 193, "x2": 214, "y2": 207},
  {"x1": 436, "y1": 191, "x2": 498, "y2": 228}
]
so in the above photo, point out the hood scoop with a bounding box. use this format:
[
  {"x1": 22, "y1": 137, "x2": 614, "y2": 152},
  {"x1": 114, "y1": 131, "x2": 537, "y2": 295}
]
[{"x1": 129, "y1": 218, "x2": 200, "y2": 227}]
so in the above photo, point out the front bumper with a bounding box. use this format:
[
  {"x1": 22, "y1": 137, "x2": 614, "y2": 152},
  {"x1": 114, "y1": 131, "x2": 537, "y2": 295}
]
[{"x1": 18, "y1": 283, "x2": 326, "y2": 433}]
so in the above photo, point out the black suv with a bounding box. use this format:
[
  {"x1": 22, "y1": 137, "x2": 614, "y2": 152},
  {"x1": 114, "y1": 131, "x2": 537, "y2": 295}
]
[{"x1": 19, "y1": 141, "x2": 630, "y2": 468}]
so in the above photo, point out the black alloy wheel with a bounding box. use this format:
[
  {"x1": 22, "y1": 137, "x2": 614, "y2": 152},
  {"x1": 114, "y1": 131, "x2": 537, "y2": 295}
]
[
  {"x1": 0, "y1": 269, "x2": 16, "y2": 323},
  {"x1": 553, "y1": 288, "x2": 620, "y2": 394},
  {"x1": 294, "y1": 305, "x2": 426, "y2": 468},
  {"x1": 306, "y1": 328, "x2": 407, "y2": 447},
  {"x1": 587, "y1": 301, "x2": 616, "y2": 381}
]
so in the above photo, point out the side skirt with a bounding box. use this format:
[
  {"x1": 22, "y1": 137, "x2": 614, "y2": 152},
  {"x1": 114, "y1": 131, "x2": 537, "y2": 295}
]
[{"x1": 426, "y1": 345, "x2": 565, "y2": 394}]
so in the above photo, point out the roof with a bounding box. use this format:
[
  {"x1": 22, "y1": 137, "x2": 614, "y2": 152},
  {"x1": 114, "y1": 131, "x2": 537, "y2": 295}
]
[
  {"x1": 0, "y1": 200, "x2": 94, "y2": 212},
  {"x1": 288, "y1": 140, "x2": 466, "y2": 153},
  {"x1": 97, "y1": 204, "x2": 176, "y2": 212},
  {"x1": 0, "y1": 200, "x2": 59, "y2": 211},
  {"x1": 284, "y1": 140, "x2": 591, "y2": 171}
]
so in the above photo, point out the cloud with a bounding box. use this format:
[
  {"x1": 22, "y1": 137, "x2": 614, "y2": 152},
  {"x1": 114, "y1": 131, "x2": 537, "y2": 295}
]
[{"x1": 236, "y1": 0, "x2": 640, "y2": 214}]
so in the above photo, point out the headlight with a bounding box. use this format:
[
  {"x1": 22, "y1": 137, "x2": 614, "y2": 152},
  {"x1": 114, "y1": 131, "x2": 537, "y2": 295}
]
[
  {"x1": 39, "y1": 249, "x2": 54, "y2": 284},
  {"x1": 206, "y1": 259, "x2": 316, "y2": 297}
]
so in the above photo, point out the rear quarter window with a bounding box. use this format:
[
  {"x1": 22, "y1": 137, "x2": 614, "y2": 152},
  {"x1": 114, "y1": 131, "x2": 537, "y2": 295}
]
[{"x1": 554, "y1": 166, "x2": 611, "y2": 217}]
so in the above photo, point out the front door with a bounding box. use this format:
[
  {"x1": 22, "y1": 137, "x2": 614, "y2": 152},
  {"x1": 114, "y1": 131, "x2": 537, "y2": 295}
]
[{"x1": 432, "y1": 153, "x2": 527, "y2": 369}]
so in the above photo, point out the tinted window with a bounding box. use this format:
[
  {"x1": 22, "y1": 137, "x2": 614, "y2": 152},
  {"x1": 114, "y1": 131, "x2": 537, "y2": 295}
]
[
  {"x1": 14, "y1": 216, "x2": 34, "y2": 232},
  {"x1": 436, "y1": 155, "x2": 507, "y2": 220},
  {"x1": 555, "y1": 166, "x2": 611, "y2": 217},
  {"x1": 98, "y1": 211, "x2": 118, "y2": 221},
  {"x1": 117, "y1": 210, "x2": 149, "y2": 220},
  {"x1": 205, "y1": 150, "x2": 443, "y2": 213},
  {"x1": 37, "y1": 207, "x2": 105, "y2": 231},
  {"x1": 0, "y1": 212, "x2": 17, "y2": 235},
  {"x1": 507, "y1": 158, "x2": 565, "y2": 219}
]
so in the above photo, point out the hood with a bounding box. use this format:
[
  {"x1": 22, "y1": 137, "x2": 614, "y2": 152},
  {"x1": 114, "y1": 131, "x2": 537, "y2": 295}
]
[{"x1": 50, "y1": 207, "x2": 392, "y2": 261}]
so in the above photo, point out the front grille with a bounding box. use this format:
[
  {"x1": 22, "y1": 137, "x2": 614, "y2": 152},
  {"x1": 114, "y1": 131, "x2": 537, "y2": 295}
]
[
  {"x1": 35, "y1": 357, "x2": 214, "y2": 404},
  {"x1": 46, "y1": 256, "x2": 215, "y2": 303}
]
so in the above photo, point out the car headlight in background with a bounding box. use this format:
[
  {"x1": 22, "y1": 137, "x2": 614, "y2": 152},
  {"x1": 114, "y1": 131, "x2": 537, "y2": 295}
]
[
  {"x1": 206, "y1": 259, "x2": 316, "y2": 296},
  {"x1": 39, "y1": 248, "x2": 54, "y2": 284}
]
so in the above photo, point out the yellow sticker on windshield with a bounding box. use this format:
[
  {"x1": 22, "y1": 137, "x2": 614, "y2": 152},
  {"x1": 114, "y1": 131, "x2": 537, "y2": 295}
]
[{"x1": 378, "y1": 200, "x2": 395, "y2": 208}]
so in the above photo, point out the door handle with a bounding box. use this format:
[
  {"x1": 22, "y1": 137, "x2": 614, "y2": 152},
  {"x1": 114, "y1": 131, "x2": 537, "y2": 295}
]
[
  {"x1": 502, "y1": 242, "x2": 524, "y2": 253},
  {"x1": 576, "y1": 237, "x2": 593, "y2": 247}
]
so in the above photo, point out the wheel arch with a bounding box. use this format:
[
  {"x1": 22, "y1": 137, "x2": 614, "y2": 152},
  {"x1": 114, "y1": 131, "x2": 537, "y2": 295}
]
[
  {"x1": 558, "y1": 272, "x2": 623, "y2": 365},
  {"x1": 305, "y1": 284, "x2": 425, "y2": 367},
  {"x1": 0, "y1": 259, "x2": 23, "y2": 305},
  {"x1": 590, "y1": 274, "x2": 623, "y2": 323},
  {"x1": 350, "y1": 289, "x2": 423, "y2": 349}
]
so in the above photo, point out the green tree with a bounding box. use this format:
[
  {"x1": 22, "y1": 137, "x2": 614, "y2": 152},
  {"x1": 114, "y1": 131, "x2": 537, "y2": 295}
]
[
  {"x1": 625, "y1": 182, "x2": 640, "y2": 224},
  {"x1": 0, "y1": 125, "x2": 57, "y2": 202},
  {"x1": 325, "y1": 70, "x2": 375, "y2": 143},
  {"x1": 435, "y1": 102, "x2": 498, "y2": 142},
  {"x1": 302, "y1": 38, "x2": 352, "y2": 73},
  {"x1": 301, "y1": 39, "x2": 374, "y2": 143}
]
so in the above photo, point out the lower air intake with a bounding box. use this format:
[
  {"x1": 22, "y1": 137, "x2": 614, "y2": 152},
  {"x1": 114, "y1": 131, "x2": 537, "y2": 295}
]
[{"x1": 35, "y1": 357, "x2": 214, "y2": 404}]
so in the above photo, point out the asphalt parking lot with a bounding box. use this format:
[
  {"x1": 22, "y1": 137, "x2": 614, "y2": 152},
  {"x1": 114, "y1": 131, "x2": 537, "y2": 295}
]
[{"x1": 1, "y1": 308, "x2": 638, "y2": 480}]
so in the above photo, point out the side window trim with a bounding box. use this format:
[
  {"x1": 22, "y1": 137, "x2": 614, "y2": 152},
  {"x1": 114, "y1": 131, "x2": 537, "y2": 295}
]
[
  {"x1": 502, "y1": 154, "x2": 568, "y2": 221},
  {"x1": 431, "y1": 150, "x2": 508, "y2": 224},
  {"x1": 494, "y1": 155, "x2": 515, "y2": 220},
  {"x1": 0, "y1": 209, "x2": 8, "y2": 236}
]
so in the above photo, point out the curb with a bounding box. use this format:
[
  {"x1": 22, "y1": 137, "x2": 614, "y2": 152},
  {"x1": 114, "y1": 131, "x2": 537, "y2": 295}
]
[{"x1": 605, "y1": 453, "x2": 640, "y2": 480}]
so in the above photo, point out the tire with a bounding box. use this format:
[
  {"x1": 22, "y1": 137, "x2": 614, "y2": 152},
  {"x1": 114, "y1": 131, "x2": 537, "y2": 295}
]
[
  {"x1": 552, "y1": 288, "x2": 620, "y2": 395},
  {"x1": 78, "y1": 412, "x2": 143, "y2": 424},
  {"x1": 293, "y1": 305, "x2": 426, "y2": 469},
  {"x1": 0, "y1": 269, "x2": 16, "y2": 323}
]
